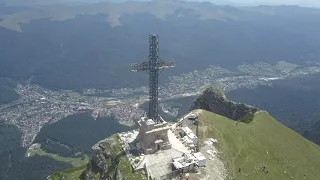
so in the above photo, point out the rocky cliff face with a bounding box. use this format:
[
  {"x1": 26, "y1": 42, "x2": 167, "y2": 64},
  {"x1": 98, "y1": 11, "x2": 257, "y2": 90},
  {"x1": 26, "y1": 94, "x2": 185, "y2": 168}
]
[
  {"x1": 190, "y1": 87, "x2": 259, "y2": 123},
  {"x1": 48, "y1": 135, "x2": 144, "y2": 180},
  {"x1": 83, "y1": 135, "x2": 122, "y2": 180},
  {"x1": 82, "y1": 135, "x2": 143, "y2": 180}
]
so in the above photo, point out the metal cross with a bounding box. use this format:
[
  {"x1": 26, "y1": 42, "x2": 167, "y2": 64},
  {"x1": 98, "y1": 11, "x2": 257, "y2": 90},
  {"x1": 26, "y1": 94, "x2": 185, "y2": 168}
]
[{"x1": 131, "y1": 34, "x2": 175, "y2": 123}]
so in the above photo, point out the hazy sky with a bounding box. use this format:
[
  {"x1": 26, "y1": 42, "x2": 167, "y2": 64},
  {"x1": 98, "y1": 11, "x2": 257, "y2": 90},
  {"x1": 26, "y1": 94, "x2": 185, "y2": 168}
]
[
  {"x1": 192, "y1": 0, "x2": 320, "y2": 7},
  {"x1": 1, "y1": 0, "x2": 320, "y2": 7}
]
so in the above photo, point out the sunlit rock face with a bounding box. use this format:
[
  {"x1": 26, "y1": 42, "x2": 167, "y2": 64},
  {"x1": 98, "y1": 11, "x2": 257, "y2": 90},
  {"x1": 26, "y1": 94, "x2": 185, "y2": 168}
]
[
  {"x1": 84, "y1": 135, "x2": 124, "y2": 180},
  {"x1": 191, "y1": 87, "x2": 259, "y2": 121}
]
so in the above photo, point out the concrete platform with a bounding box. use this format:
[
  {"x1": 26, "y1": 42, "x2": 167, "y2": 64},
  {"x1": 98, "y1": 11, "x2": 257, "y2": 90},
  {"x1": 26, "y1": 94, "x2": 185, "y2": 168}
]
[
  {"x1": 118, "y1": 115, "x2": 201, "y2": 179},
  {"x1": 142, "y1": 148, "x2": 183, "y2": 179},
  {"x1": 168, "y1": 129, "x2": 190, "y2": 154}
]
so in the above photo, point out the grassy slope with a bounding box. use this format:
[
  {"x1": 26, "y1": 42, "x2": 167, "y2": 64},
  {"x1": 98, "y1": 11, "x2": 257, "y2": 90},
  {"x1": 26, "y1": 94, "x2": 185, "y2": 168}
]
[
  {"x1": 50, "y1": 165, "x2": 87, "y2": 180},
  {"x1": 92, "y1": 135, "x2": 144, "y2": 180},
  {"x1": 198, "y1": 110, "x2": 320, "y2": 180},
  {"x1": 26, "y1": 144, "x2": 89, "y2": 167}
]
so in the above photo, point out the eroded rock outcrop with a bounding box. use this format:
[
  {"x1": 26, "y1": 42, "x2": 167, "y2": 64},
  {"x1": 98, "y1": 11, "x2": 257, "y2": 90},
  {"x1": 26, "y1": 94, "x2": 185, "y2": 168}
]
[
  {"x1": 80, "y1": 134, "x2": 143, "y2": 180},
  {"x1": 82, "y1": 135, "x2": 124, "y2": 180},
  {"x1": 190, "y1": 87, "x2": 259, "y2": 122}
]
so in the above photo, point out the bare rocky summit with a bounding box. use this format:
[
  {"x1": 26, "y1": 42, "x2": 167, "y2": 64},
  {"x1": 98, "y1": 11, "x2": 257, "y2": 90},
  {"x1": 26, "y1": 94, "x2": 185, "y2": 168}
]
[
  {"x1": 190, "y1": 87, "x2": 259, "y2": 122},
  {"x1": 82, "y1": 135, "x2": 143, "y2": 180}
]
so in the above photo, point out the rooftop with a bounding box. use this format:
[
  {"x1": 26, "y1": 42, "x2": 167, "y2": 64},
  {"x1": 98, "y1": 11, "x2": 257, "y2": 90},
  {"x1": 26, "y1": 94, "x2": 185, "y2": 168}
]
[
  {"x1": 146, "y1": 119, "x2": 156, "y2": 125},
  {"x1": 193, "y1": 152, "x2": 206, "y2": 161},
  {"x1": 182, "y1": 126, "x2": 193, "y2": 134}
]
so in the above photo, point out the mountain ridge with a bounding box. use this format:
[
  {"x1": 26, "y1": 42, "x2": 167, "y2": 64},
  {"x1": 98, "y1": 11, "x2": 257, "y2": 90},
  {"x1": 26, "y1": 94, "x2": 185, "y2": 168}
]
[
  {"x1": 197, "y1": 109, "x2": 320, "y2": 180},
  {"x1": 1, "y1": 1, "x2": 320, "y2": 90},
  {"x1": 191, "y1": 87, "x2": 259, "y2": 123},
  {"x1": 49, "y1": 88, "x2": 320, "y2": 180}
]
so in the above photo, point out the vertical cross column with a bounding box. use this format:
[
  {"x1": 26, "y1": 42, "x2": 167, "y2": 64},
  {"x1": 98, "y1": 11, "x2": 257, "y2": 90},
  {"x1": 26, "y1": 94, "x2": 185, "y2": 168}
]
[{"x1": 148, "y1": 34, "x2": 159, "y2": 122}]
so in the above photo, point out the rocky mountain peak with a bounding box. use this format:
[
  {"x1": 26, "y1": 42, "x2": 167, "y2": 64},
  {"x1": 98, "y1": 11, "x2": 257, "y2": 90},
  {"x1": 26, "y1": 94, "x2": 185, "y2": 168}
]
[{"x1": 190, "y1": 87, "x2": 259, "y2": 123}]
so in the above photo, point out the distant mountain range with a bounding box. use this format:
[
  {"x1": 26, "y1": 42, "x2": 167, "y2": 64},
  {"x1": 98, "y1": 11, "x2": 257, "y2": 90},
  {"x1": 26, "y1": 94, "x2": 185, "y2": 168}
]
[
  {"x1": 0, "y1": 1, "x2": 320, "y2": 90},
  {"x1": 1, "y1": 1, "x2": 320, "y2": 179}
]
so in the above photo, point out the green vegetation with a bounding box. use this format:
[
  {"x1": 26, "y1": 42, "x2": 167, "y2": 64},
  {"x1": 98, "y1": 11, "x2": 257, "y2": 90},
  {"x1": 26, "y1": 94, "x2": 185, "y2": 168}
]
[
  {"x1": 0, "y1": 77, "x2": 19, "y2": 105},
  {"x1": 0, "y1": 122, "x2": 72, "y2": 180},
  {"x1": 26, "y1": 143, "x2": 89, "y2": 167},
  {"x1": 226, "y1": 73, "x2": 320, "y2": 145},
  {"x1": 51, "y1": 135, "x2": 144, "y2": 180},
  {"x1": 0, "y1": 112, "x2": 132, "y2": 179},
  {"x1": 192, "y1": 87, "x2": 230, "y2": 111},
  {"x1": 190, "y1": 87, "x2": 258, "y2": 123},
  {"x1": 198, "y1": 110, "x2": 320, "y2": 180},
  {"x1": 239, "y1": 112, "x2": 255, "y2": 124},
  {"x1": 117, "y1": 157, "x2": 145, "y2": 180},
  {"x1": 206, "y1": 87, "x2": 229, "y2": 102},
  {"x1": 0, "y1": 121, "x2": 21, "y2": 154},
  {"x1": 7, "y1": 155, "x2": 72, "y2": 180},
  {"x1": 205, "y1": 87, "x2": 225, "y2": 98},
  {"x1": 97, "y1": 135, "x2": 143, "y2": 180},
  {"x1": 0, "y1": 121, "x2": 23, "y2": 178},
  {"x1": 50, "y1": 165, "x2": 87, "y2": 180}
]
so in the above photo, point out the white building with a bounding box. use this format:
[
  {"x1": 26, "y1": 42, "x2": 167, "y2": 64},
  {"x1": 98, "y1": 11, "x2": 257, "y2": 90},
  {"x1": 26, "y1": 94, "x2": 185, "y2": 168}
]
[
  {"x1": 181, "y1": 126, "x2": 198, "y2": 144},
  {"x1": 172, "y1": 153, "x2": 196, "y2": 173},
  {"x1": 188, "y1": 113, "x2": 198, "y2": 120},
  {"x1": 193, "y1": 152, "x2": 206, "y2": 167},
  {"x1": 136, "y1": 117, "x2": 172, "y2": 154}
]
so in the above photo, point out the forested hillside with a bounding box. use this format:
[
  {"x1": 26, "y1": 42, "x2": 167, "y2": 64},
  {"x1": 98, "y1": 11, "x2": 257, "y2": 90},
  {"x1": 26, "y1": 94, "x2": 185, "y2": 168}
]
[
  {"x1": 0, "y1": 77, "x2": 19, "y2": 104},
  {"x1": 0, "y1": 121, "x2": 71, "y2": 180}
]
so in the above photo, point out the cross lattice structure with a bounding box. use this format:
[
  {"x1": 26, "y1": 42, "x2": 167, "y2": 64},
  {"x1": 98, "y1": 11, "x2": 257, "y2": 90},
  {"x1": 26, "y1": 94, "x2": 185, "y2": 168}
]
[{"x1": 131, "y1": 34, "x2": 175, "y2": 123}]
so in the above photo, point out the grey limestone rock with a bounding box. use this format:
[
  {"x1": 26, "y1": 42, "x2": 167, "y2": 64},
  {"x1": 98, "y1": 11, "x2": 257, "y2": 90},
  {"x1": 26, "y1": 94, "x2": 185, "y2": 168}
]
[
  {"x1": 83, "y1": 137, "x2": 119, "y2": 180},
  {"x1": 191, "y1": 87, "x2": 259, "y2": 121}
]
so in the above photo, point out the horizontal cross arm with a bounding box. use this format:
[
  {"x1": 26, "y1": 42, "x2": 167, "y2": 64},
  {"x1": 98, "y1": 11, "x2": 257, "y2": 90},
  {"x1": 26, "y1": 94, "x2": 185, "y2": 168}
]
[
  {"x1": 156, "y1": 60, "x2": 176, "y2": 69},
  {"x1": 131, "y1": 62, "x2": 149, "y2": 72},
  {"x1": 131, "y1": 60, "x2": 176, "y2": 72}
]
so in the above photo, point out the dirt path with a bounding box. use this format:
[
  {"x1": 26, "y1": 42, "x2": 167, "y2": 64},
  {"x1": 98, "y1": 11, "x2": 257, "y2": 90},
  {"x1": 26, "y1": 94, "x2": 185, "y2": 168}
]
[
  {"x1": 190, "y1": 127, "x2": 227, "y2": 179},
  {"x1": 189, "y1": 140, "x2": 227, "y2": 180},
  {"x1": 183, "y1": 109, "x2": 227, "y2": 180}
]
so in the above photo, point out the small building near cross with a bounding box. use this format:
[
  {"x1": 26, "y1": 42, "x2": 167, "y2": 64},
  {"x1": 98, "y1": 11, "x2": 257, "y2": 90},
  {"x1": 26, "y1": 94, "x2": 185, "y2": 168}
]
[{"x1": 136, "y1": 117, "x2": 172, "y2": 154}]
